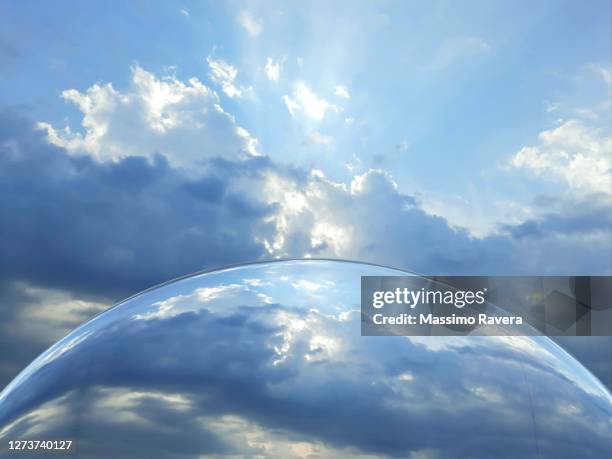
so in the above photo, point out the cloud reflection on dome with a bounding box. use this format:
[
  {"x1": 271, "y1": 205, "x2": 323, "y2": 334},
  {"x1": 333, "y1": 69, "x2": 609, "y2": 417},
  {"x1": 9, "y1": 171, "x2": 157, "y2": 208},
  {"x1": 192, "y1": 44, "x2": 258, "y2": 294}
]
[{"x1": 0, "y1": 260, "x2": 610, "y2": 458}]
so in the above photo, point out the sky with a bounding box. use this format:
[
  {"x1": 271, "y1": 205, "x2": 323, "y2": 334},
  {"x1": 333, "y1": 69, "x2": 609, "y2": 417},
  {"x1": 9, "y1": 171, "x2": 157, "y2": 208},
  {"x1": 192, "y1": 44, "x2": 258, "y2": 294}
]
[
  {"x1": 1, "y1": 262, "x2": 610, "y2": 458},
  {"x1": 0, "y1": 1, "x2": 611, "y2": 391}
]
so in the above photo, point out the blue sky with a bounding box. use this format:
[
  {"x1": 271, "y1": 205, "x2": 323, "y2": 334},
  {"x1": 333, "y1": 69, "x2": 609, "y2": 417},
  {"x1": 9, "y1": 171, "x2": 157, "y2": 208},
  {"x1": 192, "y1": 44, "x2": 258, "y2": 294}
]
[
  {"x1": 1, "y1": 0, "x2": 610, "y2": 236},
  {"x1": 0, "y1": 1, "x2": 611, "y2": 389}
]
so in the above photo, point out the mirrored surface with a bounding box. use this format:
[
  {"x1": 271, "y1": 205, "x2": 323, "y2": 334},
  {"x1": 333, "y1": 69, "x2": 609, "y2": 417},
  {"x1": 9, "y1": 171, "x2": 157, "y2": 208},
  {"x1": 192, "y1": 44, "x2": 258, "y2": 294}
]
[{"x1": 0, "y1": 260, "x2": 610, "y2": 458}]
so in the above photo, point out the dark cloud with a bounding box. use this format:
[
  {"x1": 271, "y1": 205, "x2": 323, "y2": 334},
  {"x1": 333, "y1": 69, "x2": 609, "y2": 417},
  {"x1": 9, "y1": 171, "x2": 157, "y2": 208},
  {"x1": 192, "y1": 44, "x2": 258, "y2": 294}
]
[
  {"x1": 502, "y1": 204, "x2": 612, "y2": 239},
  {"x1": 0, "y1": 262, "x2": 609, "y2": 458},
  {"x1": 0, "y1": 110, "x2": 275, "y2": 300},
  {"x1": 0, "y1": 280, "x2": 108, "y2": 390},
  {"x1": 306, "y1": 170, "x2": 611, "y2": 275},
  {"x1": 0, "y1": 108, "x2": 610, "y2": 398},
  {"x1": 0, "y1": 282, "x2": 42, "y2": 390},
  {"x1": 552, "y1": 336, "x2": 612, "y2": 389}
]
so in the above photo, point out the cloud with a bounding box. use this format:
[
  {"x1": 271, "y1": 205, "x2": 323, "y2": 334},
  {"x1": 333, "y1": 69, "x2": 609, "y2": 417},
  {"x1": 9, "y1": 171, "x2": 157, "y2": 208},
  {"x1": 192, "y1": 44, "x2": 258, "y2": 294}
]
[
  {"x1": 303, "y1": 131, "x2": 333, "y2": 146},
  {"x1": 0, "y1": 281, "x2": 108, "y2": 389},
  {"x1": 206, "y1": 56, "x2": 243, "y2": 99},
  {"x1": 345, "y1": 154, "x2": 362, "y2": 172},
  {"x1": 1, "y1": 109, "x2": 611, "y2": 397},
  {"x1": 180, "y1": 8, "x2": 189, "y2": 17},
  {"x1": 509, "y1": 119, "x2": 612, "y2": 196},
  {"x1": 553, "y1": 337, "x2": 612, "y2": 390},
  {"x1": 237, "y1": 10, "x2": 263, "y2": 37},
  {"x1": 258, "y1": 167, "x2": 611, "y2": 274},
  {"x1": 334, "y1": 85, "x2": 350, "y2": 99},
  {"x1": 500, "y1": 201, "x2": 612, "y2": 240},
  {"x1": 0, "y1": 110, "x2": 274, "y2": 300},
  {"x1": 1, "y1": 263, "x2": 610, "y2": 458},
  {"x1": 37, "y1": 66, "x2": 260, "y2": 168},
  {"x1": 7, "y1": 109, "x2": 611, "y2": 298},
  {"x1": 283, "y1": 82, "x2": 338, "y2": 120},
  {"x1": 265, "y1": 58, "x2": 281, "y2": 82},
  {"x1": 589, "y1": 63, "x2": 612, "y2": 86}
]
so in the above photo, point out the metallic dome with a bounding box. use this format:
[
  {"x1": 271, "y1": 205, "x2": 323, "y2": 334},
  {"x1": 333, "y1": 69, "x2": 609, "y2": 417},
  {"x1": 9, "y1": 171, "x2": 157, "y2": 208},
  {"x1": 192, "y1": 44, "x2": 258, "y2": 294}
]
[{"x1": 0, "y1": 260, "x2": 610, "y2": 458}]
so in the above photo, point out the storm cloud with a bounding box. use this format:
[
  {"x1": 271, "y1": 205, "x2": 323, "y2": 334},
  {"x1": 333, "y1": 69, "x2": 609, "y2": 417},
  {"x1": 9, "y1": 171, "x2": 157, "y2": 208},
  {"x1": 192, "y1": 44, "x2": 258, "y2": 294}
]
[
  {"x1": 0, "y1": 110, "x2": 274, "y2": 299},
  {"x1": 0, "y1": 109, "x2": 610, "y2": 391},
  {"x1": 1, "y1": 262, "x2": 609, "y2": 458}
]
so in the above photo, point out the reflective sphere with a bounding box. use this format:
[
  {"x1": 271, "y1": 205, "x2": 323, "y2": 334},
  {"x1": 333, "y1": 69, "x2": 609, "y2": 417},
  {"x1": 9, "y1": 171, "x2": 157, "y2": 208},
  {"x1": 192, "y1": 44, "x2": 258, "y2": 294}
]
[{"x1": 0, "y1": 260, "x2": 610, "y2": 458}]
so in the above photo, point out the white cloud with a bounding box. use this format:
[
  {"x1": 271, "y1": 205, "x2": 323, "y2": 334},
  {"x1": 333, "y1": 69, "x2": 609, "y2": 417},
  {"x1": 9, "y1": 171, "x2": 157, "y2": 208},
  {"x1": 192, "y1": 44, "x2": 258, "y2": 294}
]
[
  {"x1": 206, "y1": 57, "x2": 243, "y2": 98},
  {"x1": 237, "y1": 10, "x2": 263, "y2": 37},
  {"x1": 30, "y1": 65, "x2": 611, "y2": 278},
  {"x1": 509, "y1": 119, "x2": 612, "y2": 196},
  {"x1": 235, "y1": 126, "x2": 261, "y2": 156},
  {"x1": 265, "y1": 57, "x2": 281, "y2": 82},
  {"x1": 334, "y1": 85, "x2": 350, "y2": 99},
  {"x1": 282, "y1": 95, "x2": 300, "y2": 117},
  {"x1": 180, "y1": 8, "x2": 189, "y2": 17},
  {"x1": 255, "y1": 166, "x2": 610, "y2": 274},
  {"x1": 303, "y1": 131, "x2": 333, "y2": 146},
  {"x1": 259, "y1": 168, "x2": 406, "y2": 258},
  {"x1": 589, "y1": 64, "x2": 612, "y2": 86},
  {"x1": 283, "y1": 82, "x2": 338, "y2": 120},
  {"x1": 345, "y1": 154, "x2": 362, "y2": 172},
  {"x1": 37, "y1": 66, "x2": 260, "y2": 167}
]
